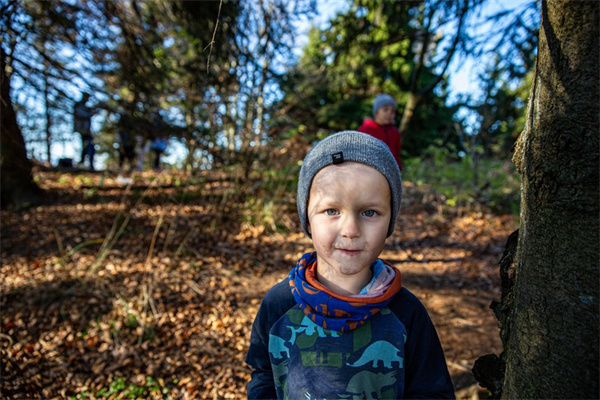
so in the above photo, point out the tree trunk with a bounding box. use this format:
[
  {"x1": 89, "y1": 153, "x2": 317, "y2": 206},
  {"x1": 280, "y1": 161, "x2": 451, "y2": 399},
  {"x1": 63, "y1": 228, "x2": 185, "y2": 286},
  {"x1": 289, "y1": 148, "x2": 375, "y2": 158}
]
[
  {"x1": 44, "y1": 61, "x2": 52, "y2": 163},
  {"x1": 398, "y1": 93, "x2": 421, "y2": 141},
  {"x1": 1, "y1": 48, "x2": 41, "y2": 208},
  {"x1": 477, "y1": 1, "x2": 599, "y2": 398},
  {"x1": 255, "y1": 56, "x2": 269, "y2": 145}
]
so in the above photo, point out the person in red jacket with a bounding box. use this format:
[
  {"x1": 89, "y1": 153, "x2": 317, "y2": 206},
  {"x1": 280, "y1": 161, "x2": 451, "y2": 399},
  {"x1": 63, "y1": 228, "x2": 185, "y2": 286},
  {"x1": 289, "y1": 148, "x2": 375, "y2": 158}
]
[{"x1": 358, "y1": 94, "x2": 403, "y2": 171}]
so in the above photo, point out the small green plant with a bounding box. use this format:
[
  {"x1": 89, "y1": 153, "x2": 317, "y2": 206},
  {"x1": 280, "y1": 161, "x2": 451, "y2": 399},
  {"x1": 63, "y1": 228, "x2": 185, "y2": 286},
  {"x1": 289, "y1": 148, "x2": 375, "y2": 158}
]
[
  {"x1": 126, "y1": 313, "x2": 139, "y2": 329},
  {"x1": 92, "y1": 376, "x2": 169, "y2": 398},
  {"x1": 83, "y1": 187, "x2": 97, "y2": 199},
  {"x1": 74, "y1": 175, "x2": 94, "y2": 186}
]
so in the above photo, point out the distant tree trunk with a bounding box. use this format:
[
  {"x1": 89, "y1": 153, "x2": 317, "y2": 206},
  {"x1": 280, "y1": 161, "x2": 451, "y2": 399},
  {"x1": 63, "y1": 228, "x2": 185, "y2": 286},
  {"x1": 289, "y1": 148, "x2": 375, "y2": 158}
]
[
  {"x1": 44, "y1": 60, "x2": 52, "y2": 163},
  {"x1": 475, "y1": 1, "x2": 599, "y2": 399},
  {"x1": 398, "y1": 93, "x2": 420, "y2": 141},
  {"x1": 1, "y1": 49, "x2": 41, "y2": 208},
  {"x1": 255, "y1": 56, "x2": 269, "y2": 144},
  {"x1": 183, "y1": 104, "x2": 196, "y2": 174}
]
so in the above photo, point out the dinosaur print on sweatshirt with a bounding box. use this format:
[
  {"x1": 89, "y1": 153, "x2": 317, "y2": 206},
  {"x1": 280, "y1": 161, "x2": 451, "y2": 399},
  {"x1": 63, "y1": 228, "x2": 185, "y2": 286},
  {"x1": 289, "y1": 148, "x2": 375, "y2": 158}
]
[
  {"x1": 347, "y1": 340, "x2": 404, "y2": 369},
  {"x1": 288, "y1": 315, "x2": 340, "y2": 346},
  {"x1": 265, "y1": 304, "x2": 408, "y2": 399},
  {"x1": 269, "y1": 334, "x2": 290, "y2": 359},
  {"x1": 343, "y1": 371, "x2": 398, "y2": 400}
]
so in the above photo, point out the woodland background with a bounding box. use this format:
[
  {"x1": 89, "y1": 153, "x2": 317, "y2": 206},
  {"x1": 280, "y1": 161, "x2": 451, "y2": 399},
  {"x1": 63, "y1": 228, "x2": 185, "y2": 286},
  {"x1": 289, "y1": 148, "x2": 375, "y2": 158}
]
[{"x1": 2, "y1": 0, "x2": 597, "y2": 399}]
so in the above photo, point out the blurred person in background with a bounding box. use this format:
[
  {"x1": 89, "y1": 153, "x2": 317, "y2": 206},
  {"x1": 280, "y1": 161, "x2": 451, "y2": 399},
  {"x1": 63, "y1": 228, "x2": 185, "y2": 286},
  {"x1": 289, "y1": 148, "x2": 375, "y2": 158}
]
[
  {"x1": 73, "y1": 92, "x2": 96, "y2": 170},
  {"x1": 358, "y1": 94, "x2": 402, "y2": 171}
]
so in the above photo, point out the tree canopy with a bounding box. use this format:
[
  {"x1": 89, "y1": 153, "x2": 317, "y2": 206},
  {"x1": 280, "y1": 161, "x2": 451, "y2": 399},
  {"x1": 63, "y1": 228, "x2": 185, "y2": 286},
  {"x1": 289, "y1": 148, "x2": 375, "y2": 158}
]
[{"x1": 2, "y1": 0, "x2": 538, "y2": 207}]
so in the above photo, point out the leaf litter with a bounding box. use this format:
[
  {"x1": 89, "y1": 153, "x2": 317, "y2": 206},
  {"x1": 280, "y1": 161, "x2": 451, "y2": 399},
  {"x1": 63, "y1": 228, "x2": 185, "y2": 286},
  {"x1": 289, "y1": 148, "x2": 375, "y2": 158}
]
[{"x1": 1, "y1": 170, "x2": 517, "y2": 399}]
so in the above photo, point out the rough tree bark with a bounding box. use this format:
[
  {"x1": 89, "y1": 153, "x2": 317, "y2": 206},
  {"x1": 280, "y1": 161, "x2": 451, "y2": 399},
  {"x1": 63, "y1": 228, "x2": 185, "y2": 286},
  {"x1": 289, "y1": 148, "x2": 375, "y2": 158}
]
[
  {"x1": 474, "y1": 1, "x2": 599, "y2": 398},
  {"x1": 1, "y1": 48, "x2": 41, "y2": 208}
]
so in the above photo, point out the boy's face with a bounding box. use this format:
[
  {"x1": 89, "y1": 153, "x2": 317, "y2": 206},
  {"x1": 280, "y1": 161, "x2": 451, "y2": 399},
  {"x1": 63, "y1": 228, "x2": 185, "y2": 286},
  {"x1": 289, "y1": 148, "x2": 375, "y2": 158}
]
[
  {"x1": 374, "y1": 105, "x2": 396, "y2": 126},
  {"x1": 307, "y1": 162, "x2": 391, "y2": 289}
]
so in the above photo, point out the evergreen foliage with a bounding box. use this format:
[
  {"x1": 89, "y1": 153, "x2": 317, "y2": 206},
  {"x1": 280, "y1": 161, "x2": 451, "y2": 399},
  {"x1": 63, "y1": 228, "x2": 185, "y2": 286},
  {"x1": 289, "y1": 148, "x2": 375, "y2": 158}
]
[{"x1": 275, "y1": 0, "x2": 466, "y2": 157}]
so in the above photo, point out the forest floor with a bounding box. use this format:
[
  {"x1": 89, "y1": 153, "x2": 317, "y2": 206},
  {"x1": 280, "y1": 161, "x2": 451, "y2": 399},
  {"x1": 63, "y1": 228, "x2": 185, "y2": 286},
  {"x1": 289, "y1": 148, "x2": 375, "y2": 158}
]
[{"x1": 1, "y1": 168, "x2": 518, "y2": 399}]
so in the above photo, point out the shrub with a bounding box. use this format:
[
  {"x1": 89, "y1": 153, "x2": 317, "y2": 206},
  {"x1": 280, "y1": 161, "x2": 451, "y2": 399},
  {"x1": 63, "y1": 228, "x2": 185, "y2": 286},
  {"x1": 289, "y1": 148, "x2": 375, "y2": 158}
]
[{"x1": 403, "y1": 144, "x2": 520, "y2": 215}]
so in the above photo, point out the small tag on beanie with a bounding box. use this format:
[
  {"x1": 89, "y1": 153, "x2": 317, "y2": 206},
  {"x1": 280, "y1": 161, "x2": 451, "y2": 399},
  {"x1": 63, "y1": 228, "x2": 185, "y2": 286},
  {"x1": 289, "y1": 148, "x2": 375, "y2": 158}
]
[{"x1": 332, "y1": 152, "x2": 344, "y2": 164}]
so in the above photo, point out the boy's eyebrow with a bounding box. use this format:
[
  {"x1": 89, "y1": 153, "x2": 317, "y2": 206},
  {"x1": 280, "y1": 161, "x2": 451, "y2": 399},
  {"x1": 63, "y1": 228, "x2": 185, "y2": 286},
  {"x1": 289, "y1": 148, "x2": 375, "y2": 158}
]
[{"x1": 312, "y1": 196, "x2": 390, "y2": 208}]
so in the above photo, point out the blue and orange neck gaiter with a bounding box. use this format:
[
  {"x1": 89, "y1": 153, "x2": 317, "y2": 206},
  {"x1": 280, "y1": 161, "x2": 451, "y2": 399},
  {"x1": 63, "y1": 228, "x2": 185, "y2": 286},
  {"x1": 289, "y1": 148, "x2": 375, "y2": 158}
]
[{"x1": 288, "y1": 252, "x2": 402, "y2": 332}]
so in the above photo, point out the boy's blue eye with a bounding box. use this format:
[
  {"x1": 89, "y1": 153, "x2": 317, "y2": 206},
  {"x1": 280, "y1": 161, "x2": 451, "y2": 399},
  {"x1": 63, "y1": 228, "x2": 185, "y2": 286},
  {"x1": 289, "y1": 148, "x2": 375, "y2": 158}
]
[
  {"x1": 362, "y1": 210, "x2": 377, "y2": 217},
  {"x1": 325, "y1": 209, "x2": 339, "y2": 216}
]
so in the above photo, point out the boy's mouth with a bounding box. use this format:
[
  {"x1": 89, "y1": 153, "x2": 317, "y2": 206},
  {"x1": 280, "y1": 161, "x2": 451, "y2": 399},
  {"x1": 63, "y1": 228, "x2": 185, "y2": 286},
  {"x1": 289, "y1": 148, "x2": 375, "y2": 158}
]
[{"x1": 337, "y1": 248, "x2": 362, "y2": 255}]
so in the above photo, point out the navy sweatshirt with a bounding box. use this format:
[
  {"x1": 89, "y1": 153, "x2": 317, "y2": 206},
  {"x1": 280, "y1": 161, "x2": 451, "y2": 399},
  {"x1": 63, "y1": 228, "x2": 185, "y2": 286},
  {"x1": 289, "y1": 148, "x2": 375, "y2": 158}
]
[{"x1": 245, "y1": 279, "x2": 455, "y2": 399}]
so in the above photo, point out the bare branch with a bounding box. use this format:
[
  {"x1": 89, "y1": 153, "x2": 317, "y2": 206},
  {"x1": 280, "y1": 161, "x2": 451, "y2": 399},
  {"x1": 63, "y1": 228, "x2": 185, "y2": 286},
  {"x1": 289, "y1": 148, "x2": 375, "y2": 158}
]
[{"x1": 205, "y1": 0, "x2": 223, "y2": 74}]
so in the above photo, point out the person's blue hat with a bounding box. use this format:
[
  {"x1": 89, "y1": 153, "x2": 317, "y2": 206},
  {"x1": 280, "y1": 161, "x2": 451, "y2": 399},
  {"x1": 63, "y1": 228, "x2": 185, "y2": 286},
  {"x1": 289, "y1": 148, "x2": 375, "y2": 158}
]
[{"x1": 372, "y1": 94, "x2": 397, "y2": 116}]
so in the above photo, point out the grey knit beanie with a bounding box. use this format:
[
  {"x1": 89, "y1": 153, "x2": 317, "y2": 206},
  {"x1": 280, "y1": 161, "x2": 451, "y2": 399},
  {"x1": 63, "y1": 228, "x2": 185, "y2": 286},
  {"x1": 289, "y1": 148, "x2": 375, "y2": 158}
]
[
  {"x1": 372, "y1": 94, "x2": 397, "y2": 116},
  {"x1": 297, "y1": 130, "x2": 402, "y2": 238}
]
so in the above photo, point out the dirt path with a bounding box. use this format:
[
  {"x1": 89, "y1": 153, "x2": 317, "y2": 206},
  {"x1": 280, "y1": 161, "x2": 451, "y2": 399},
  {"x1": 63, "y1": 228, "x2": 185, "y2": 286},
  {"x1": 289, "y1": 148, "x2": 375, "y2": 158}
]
[{"x1": 1, "y1": 170, "x2": 517, "y2": 399}]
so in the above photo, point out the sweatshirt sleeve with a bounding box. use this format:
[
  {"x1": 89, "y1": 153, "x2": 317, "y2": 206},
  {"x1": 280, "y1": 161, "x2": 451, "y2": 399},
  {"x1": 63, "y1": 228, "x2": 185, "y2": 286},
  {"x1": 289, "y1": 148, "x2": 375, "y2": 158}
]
[
  {"x1": 246, "y1": 305, "x2": 276, "y2": 399},
  {"x1": 245, "y1": 280, "x2": 294, "y2": 399},
  {"x1": 391, "y1": 289, "x2": 455, "y2": 399}
]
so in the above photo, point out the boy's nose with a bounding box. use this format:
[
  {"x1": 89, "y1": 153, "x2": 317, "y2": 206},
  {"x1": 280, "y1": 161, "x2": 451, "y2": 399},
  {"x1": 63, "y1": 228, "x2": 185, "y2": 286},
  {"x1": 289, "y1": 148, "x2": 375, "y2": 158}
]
[{"x1": 340, "y1": 215, "x2": 361, "y2": 238}]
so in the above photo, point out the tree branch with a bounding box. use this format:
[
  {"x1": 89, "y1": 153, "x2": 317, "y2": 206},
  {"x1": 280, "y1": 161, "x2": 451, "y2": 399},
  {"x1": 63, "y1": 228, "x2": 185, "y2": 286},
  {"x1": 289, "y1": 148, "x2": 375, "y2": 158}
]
[
  {"x1": 419, "y1": 2, "x2": 468, "y2": 96},
  {"x1": 205, "y1": 0, "x2": 223, "y2": 74}
]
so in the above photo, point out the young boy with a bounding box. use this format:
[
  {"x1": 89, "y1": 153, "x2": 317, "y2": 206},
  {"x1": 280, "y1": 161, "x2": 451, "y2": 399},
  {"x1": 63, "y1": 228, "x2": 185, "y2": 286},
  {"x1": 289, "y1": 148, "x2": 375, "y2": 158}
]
[
  {"x1": 245, "y1": 131, "x2": 453, "y2": 399},
  {"x1": 358, "y1": 93, "x2": 403, "y2": 171}
]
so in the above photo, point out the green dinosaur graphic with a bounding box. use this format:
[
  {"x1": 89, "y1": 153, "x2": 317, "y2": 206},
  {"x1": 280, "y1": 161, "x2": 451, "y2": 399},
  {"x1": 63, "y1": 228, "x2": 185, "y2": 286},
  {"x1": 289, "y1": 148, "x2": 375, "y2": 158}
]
[
  {"x1": 342, "y1": 370, "x2": 397, "y2": 399},
  {"x1": 272, "y1": 359, "x2": 289, "y2": 389}
]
